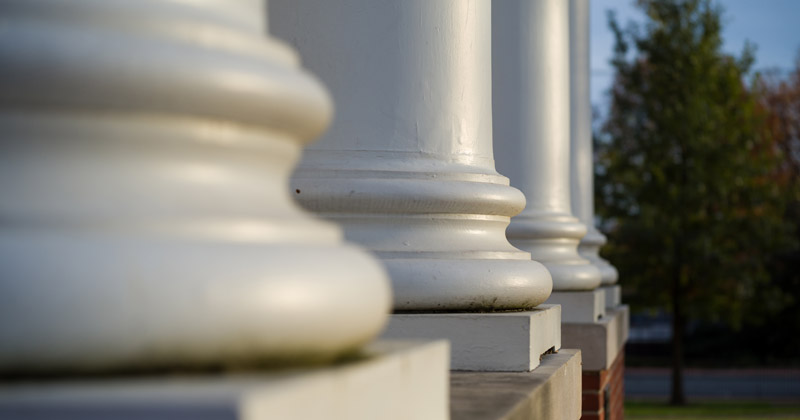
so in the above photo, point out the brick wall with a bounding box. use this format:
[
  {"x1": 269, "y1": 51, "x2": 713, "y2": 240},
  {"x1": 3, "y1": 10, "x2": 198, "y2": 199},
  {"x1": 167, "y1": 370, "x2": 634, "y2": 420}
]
[{"x1": 581, "y1": 348, "x2": 625, "y2": 420}]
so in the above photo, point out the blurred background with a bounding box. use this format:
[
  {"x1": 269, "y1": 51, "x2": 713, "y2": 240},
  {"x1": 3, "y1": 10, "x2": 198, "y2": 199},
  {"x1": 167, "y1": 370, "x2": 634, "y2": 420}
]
[{"x1": 590, "y1": 0, "x2": 800, "y2": 418}]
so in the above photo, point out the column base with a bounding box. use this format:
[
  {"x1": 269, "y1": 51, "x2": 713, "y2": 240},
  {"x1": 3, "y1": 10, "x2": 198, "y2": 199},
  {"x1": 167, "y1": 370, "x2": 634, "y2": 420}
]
[
  {"x1": 561, "y1": 305, "x2": 629, "y2": 371},
  {"x1": 600, "y1": 284, "x2": 622, "y2": 309},
  {"x1": 545, "y1": 289, "x2": 606, "y2": 323},
  {"x1": 381, "y1": 305, "x2": 561, "y2": 371},
  {"x1": 0, "y1": 340, "x2": 449, "y2": 420},
  {"x1": 450, "y1": 349, "x2": 582, "y2": 420}
]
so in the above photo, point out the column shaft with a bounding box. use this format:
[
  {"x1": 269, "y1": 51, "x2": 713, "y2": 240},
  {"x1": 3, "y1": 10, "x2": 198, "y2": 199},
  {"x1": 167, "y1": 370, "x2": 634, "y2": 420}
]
[
  {"x1": 493, "y1": 0, "x2": 602, "y2": 291},
  {"x1": 271, "y1": 0, "x2": 552, "y2": 311},
  {"x1": 569, "y1": 0, "x2": 619, "y2": 285}
]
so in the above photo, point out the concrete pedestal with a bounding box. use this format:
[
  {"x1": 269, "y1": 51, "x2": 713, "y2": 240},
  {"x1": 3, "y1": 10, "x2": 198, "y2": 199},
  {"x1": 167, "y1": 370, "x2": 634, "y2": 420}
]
[
  {"x1": 561, "y1": 305, "x2": 629, "y2": 372},
  {"x1": 0, "y1": 341, "x2": 449, "y2": 420},
  {"x1": 600, "y1": 285, "x2": 622, "y2": 309},
  {"x1": 381, "y1": 305, "x2": 561, "y2": 371},
  {"x1": 450, "y1": 349, "x2": 582, "y2": 420},
  {"x1": 545, "y1": 289, "x2": 606, "y2": 323}
]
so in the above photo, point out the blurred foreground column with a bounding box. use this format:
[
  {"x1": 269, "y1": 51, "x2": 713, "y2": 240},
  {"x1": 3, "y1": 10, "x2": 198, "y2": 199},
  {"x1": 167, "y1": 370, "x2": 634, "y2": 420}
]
[
  {"x1": 493, "y1": 0, "x2": 605, "y2": 325},
  {"x1": 0, "y1": 1, "x2": 447, "y2": 418},
  {"x1": 271, "y1": 0, "x2": 574, "y2": 379}
]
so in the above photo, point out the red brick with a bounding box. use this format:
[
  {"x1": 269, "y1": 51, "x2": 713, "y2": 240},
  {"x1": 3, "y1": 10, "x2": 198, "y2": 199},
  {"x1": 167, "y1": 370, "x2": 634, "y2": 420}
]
[
  {"x1": 605, "y1": 349, "x2": 626, "y2": 420},
  {"x1": 582, "y1": 391, "x2": 602, "y2": 411},
  {"x1": 582, "y1": 346, "x2": 626, "y2": 420},
  {"x1": 599, "y1": 369, "x2": 610, "y2": 386},
  {"x1": 584, "y1": 369, "x2": 610, "y2": 388},
  {"x1": 583, "y1": 373, "x2": 601, "y2": 389}
]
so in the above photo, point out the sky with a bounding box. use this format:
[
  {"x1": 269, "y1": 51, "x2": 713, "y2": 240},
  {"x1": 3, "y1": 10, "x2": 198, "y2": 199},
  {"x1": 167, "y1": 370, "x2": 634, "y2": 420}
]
[{"x1": 590, "y1": 0, "x2": 800, "y2": 112}]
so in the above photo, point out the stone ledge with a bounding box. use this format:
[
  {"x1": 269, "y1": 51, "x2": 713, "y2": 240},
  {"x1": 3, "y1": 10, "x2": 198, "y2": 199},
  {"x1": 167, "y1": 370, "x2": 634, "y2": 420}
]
[
  {"x1": 562, "y1": 305, "x2": 630, "y2": 371},
  {"x1": 450, "y1": 349, "x2": 582, "y2": 420},
  {"x1": 381, "y1": 305, "x2": 561, "y2": 371},
  {"x1": 0, "y1": 340, "x2": 449, "y2": 420},
  {"x1": 546, "y1": 289, "x2": 606, "y2": 323}
]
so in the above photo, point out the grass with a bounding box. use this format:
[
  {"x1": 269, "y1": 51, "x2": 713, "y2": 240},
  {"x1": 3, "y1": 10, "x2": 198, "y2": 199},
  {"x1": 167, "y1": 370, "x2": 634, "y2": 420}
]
[{"x1": 626, "y1": 400, "x2": 800, "y2": 419}]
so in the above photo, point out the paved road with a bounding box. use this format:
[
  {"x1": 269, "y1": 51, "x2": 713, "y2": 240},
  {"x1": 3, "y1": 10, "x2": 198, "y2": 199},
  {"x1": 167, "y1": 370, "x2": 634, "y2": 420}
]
[{"x1": 625, "y1": 368, "x2": 800, "y2": 399}]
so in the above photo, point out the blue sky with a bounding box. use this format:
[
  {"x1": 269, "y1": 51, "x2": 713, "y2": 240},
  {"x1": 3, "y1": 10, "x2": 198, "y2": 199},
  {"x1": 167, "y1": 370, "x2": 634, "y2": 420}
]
[{"x1": 590, "y1": 0, "x2": 800, "y2": 112}]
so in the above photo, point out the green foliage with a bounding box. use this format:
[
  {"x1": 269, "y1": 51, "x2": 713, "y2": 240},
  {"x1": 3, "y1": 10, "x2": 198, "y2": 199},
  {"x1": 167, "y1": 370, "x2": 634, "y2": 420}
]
[{"x1": 596, "y1": 0, "x2": 795, "y2": 328}]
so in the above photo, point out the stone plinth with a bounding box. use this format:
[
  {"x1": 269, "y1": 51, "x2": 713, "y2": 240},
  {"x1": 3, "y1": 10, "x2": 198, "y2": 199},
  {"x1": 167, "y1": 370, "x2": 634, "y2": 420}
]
[
  {"x1": 546, "y1": 289, "x2": 606, "y2": 323},
  {"x1": 561, "y1": 306, "x2": 629, "y2": 371},
  {"x1": 381, "y1": 305, "x2": 561, "y2": 372},
  {"x1": 450, "y1": 349, "x2": 582, "y2": 420},
  {"x1": 600, "y1": 285, "x2": 622, "y2": 309},
  {"x1": 0, "y1": 341, "x2": 449, "y2": 420}
]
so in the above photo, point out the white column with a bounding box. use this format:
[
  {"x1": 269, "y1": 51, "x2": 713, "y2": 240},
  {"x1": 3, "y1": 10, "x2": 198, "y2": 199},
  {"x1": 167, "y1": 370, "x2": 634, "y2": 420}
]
[
  {"x1": 271, "y1": 0, "x2": 552, "y2": 311},
  {"x1": 0, "y1": 0, "x2": 391, "y2": 373},
  {"x1": 562, "y1": 3, "x2": 627, "y2": 368},
  {"x1": 493, "y1": 0, "x2": 602, "y2": 292},
  {"x1": 569, "y1": 0, "x2": 619, "y2": 286}
]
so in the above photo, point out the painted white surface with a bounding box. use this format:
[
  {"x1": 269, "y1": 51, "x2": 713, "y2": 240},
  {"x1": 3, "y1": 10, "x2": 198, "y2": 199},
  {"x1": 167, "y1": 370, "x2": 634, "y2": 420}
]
[
  {"x1": 561, "y1": 305, "x2": 629, "y2": 371},
  {"x1": 382, "y1": 305, "x2": 561, "y2": 372},
  {"x1": 546, "y1": 290, "x2": 606, "y2": 324},
  {"x1": 570, "y1": 0, "x2": 619, "y2": 285},
  {"x1": 600, "y1": 284, "x2": 622, "y2": 309},
  {"x1": 493, "y1": 0, "x2": 602, "y2": 291},
  {"x1": 0, "y1": 340, "x2": 450, "y2": 420},
  {"x1": 570, "y1": 0, "x2": 596, "y2": 229},
  {"x1": 0, "y1": 0, "x2": 392, "y2": 373},
  {"x1": 271, "y1": 0, "x2": 553, "y2": 311}
]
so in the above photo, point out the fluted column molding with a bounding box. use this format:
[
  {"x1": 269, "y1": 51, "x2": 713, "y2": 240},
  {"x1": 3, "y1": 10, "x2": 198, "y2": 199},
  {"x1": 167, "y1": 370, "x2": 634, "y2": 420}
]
[
  {"x1": 271, "y1": 0, "x2": 552, "y2": 311},
  {"x1": 493, "y1": 0, "x2": 602, "y2": 291},
  {"x1": 0, "y1": 0, "x2": 391, "y2": 373},
  {"x1": 569, "y1": 0, "x2": 619, "y2": 285}
]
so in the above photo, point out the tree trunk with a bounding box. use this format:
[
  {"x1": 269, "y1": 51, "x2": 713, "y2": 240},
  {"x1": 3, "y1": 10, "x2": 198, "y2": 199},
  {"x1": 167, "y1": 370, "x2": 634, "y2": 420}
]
[{"x1": 670, "y1": 263, "x2": 687, "y2": 405}]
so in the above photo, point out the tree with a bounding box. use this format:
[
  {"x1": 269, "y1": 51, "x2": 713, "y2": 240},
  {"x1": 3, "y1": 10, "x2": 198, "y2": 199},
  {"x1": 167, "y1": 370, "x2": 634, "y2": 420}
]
[
  {"x1": 757, "y1": 52, "x2": 800, "y2": 202},
  {"x1": 753, "y1": 52, "x2": 800, "y2": 365},
  {"x1": 596, "y1": 0, "x2": 795, "y2": 405}
]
